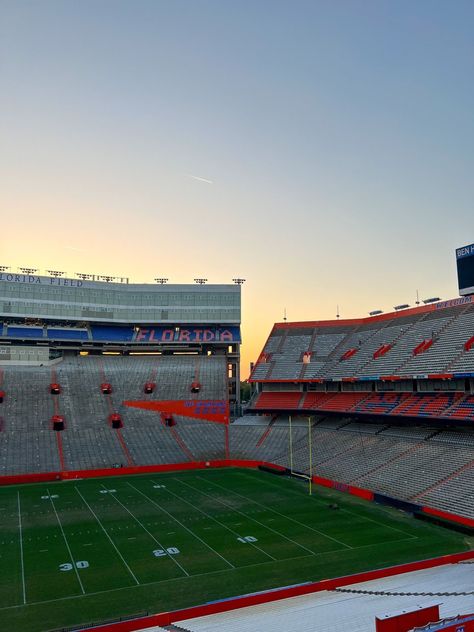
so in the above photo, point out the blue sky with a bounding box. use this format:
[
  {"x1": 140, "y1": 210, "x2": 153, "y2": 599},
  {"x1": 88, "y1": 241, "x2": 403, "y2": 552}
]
[{"x1": 1, "y1": 0, "x2": 473, "y2": 372}]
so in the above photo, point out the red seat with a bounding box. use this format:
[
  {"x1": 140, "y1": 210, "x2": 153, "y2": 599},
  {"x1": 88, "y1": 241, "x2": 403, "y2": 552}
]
[
  {"x1": 51, "y1": 415, "x2": 65, "y2": 431},
  {"x1": 109, "y1": 413, "x2": 122, "y2": 429}
]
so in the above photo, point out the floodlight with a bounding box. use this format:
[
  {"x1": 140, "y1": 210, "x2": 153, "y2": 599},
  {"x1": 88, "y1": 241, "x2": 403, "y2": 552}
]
[
  {"x1": 18, "y1": 267, "x2": 38, "y2": 274},
  {"x1": 394, "y1": 304, "x2": 410, "y2": 310}
]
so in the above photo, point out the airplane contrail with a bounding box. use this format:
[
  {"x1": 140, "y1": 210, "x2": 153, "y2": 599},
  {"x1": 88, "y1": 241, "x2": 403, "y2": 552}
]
[{"x1": 186, "y1": 174, "x2": 214, "y2": 184}]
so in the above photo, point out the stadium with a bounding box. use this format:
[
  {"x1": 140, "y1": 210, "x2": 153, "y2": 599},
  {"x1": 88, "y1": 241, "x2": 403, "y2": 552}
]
[{"x1": 0, "y1": 244, "x2": 472, "y2": 632}]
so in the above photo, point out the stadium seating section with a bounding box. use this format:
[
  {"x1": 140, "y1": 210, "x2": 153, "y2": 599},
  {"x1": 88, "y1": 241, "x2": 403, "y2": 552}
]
[
  {"x1": 251, "y1": 390, "x2": 474, "y2": 422},
  {"x1": 0, "y1": 355, "x2": 227, "y2": 473},
  {"x1": 0, "y1": 297, "x2": 473, "y2": 532},
  {"x1": 250, "y1": 301, "x2": 474, "y2": 381},
  {"x1": 0, "y1": 353, "x2": 472, "y2": 523}
]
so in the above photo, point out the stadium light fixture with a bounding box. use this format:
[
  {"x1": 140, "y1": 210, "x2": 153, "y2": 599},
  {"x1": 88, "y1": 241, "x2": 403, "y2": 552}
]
[
  {"x1": 98, "y1": 275, "x2": 116, "y2": 283},
  {"x1": 18, "y1": 267, "x2": 38, "y2": 274},
  {"x1": 76, "y1": 273, "x2": 95, "y2": 280},
  {"x1": 394, "y1": 304, "x2": 410, "y2": 311},
  {"x1": 232, "y1": 278, "x2": 246, "y2": 285},
  {"x1": 154, "y1": 278, "x2": 169, "y2": 284},
  {"x1": 46, "y1": 270, "x2": 65, "y2": 277},
  {"x1": 0, "y1": 266, "x2": 10, "y2": 272},
  {"x1": 423, "y1": 297, "x2": 441, "y2": 304},
  {"x1": 369, "y1": 310, "x2": 383, "y2": 316},
  {"x1": 194, "y1": 278, "x2": 208, "y2": 284}
]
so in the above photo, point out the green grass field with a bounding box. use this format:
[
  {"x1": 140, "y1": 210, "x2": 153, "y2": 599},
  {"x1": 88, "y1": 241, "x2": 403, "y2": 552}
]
[{"x1": 0, "y1": 467, "x2": 471, "y2": 632}]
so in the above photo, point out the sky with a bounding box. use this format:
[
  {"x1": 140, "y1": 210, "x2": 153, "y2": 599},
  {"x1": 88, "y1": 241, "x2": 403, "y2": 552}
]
[{"x1": 1, "y1": 0, "x2": 473, "y2": 377}]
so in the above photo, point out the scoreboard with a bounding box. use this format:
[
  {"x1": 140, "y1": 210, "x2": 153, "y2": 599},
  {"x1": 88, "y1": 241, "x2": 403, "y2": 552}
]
[{"x1": 456, "y1": 243, "x2": 474, "y2": 296}]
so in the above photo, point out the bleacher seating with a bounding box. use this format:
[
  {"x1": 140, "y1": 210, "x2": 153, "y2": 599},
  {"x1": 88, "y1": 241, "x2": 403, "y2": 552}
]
[
  {"x1": 240, "y1": 415, "x2": 474, "y2": 520},
  {"x1": 393, "y1": 392, "x2": 462, "y2": 417},
  {"x1": 253, "y1": 391, "x2": 303, "y2": 409},
  {"x1": 249, "y1": 301, "x2": 474, "y2": 381},
  {"x1": 172, "y1": 563, "x2": 474, "y2": 632},
  {"x1": 301, "y1": 392, "x2": 334, "y2": 409},
  {"x1": 1, "y1": 349, "x2": 473, "y2": 524},
  {"x1": 353, "y1": 392, "x2": 409, "y2": 414},
  {"x1": 0, "y1": 354, "x2": 227, "y2": 472},
  {"x1": 317, "y1": 392, "x2": 368, "y2": 412},
  {"x1": 251, "y1": 389, "x2": 474, "y2": 423},
  {"x1": 444, "y1": 394, "x2": 474, "y2": 420}
]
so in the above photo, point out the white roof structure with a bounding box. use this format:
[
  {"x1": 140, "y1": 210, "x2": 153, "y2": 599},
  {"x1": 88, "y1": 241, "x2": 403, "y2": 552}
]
[{"x1": 138, "y1": 562, "x2": 474, "y2": 632}]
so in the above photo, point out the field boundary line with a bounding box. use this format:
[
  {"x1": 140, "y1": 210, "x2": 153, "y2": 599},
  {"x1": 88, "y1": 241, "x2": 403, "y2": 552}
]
[
  {"x1": 100, "y1": 484, "x2": 190, "y2": 577},
  {"x1": 0, "y1": 541, "x2": 464, "y2": 614},
  {"x1": 47, "y1": 488, "x2": 85, "y2": 595},
  {"x1": 199, "y1": 475, "x2": 352, "y2": 549},
  {"x1": 188, "y1": 476, "x2": 317, "y2": 555},
  {"x1": 16, "y1": 491, "x2": 26, "y2": 604},
  {"x1": 242, "y1": 470, "x2": 417, "y2": 539},
  {"x1": 75, "y1": 487, "x2": 140, "y2": 585},
  {"x1": 129, "y1": 482, "x2": 235, "y2": 569},
  {"x1": 0, "y1": 550, "x2": 319, "y2": 613},
  {"x1": 173, "y1": 478, "x2": 276, "y2": 561}
]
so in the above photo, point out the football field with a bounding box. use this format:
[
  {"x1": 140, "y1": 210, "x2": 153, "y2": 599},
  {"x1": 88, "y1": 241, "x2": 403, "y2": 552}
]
[{"x1": 0, "y1": 467, "x2": 470, "y2": 631}]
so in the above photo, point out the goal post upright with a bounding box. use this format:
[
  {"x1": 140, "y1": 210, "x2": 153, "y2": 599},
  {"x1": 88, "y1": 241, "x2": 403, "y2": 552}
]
[
  {"x1": 288, "y1": 413, "x2": 313, "y2": 496},
  {"x1": 308, "y1": 416, "x2": 312, "y2": 496},
  {"x1": 289, "y1": 414, "x2": 293, "y2": 473}
]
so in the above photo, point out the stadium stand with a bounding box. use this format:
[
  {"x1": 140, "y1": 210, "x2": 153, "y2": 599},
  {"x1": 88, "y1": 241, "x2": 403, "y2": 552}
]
[
  {"x1": 253, "y1": 391, "x2": 303, "y2": 409},
  {"x1": 0, "y1": 354, "x2": 228, "y2": 471},
  {"x1": 169, "y1": 563, "x2": 474, "y2": 632},
  {"x1": 226, "y1": 415, "x2": 474, "y2": 520},
  {"x1": 249, "y1": 299, "x2": 474, "y2": 382},
  {"x1": 1, "y1": 277, "x2": 473, "y2": 536},
  {"x1": 353, "y1": 392, "x2": 410, "y2": 414},
  {"x1": 251, "y1": 390, "x2": 473, "y2": 423}
]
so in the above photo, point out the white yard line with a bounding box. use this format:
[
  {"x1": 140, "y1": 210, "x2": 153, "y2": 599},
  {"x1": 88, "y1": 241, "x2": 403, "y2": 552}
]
[
  {"x1": 100, "y1": 484, "x2": 189, "y2": 577},
  {"x1": 128, "y1": 482, "x2": 235, "y2": 569},
  {"x1": 242, "y1": 470, "x2": 417, "y2": 539},
  {"x1": 176, "y1": 479, "x2": 276, "y2": 561},
  {"x1": 47, "y1": 488, "x2": 85, "y2": 595},
  {"x1": 75, "y1": 487, "x2": 139, "y2": 585},
  {"x1": 187, "y1": 477, "x2": 317, "y2": 555},
  {"x1": 161, "y1": 480, "x2": 273, "y2": 558},
  {"x1": 16, "y1": 492, "x2": 26, "y2": 604},
  {"x1": 0, "y1": 550, "x2": 321, "y2": 613},
  {"x1": 198, "y1": 475, "x2": 352, "y2": 549}
]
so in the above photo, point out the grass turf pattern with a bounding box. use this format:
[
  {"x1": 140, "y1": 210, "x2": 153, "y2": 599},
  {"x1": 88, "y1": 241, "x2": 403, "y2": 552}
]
[{"x1": 0, "y1": 467, "x2": 471, "y2": 631}]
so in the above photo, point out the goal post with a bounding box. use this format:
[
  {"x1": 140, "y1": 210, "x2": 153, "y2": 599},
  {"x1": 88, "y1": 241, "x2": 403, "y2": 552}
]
[{"x1": 288, "y1": 415, "x2": 313, "y2": 495}]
